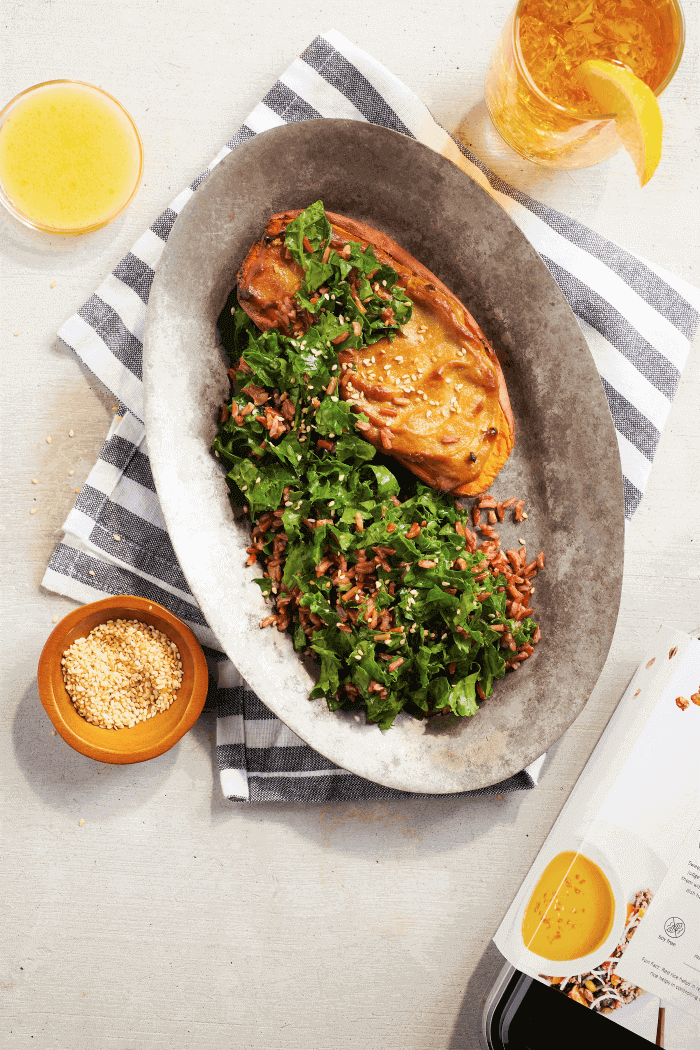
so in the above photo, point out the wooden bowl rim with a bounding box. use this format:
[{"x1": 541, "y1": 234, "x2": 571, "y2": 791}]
[{"x1": 37, "y1": 595, "x2": 209, "y2": 764}]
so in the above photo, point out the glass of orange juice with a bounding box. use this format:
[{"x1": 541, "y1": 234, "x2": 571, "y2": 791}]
[
  {"x1": 0, "y1": 80, "x2": 143, "y2": 235},
  {"x1": 484, "y1": 0, "x2": 685, "y2": 169}
]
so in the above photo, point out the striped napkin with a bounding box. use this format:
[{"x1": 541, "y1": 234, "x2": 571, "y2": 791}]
[{"x1": 42, "y1": 30, "x2": 700, "y2": 803}]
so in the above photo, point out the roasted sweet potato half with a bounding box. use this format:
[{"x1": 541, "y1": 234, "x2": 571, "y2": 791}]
[{"x1": 237, "y1": 210, "x2": 515, "y2": 496}]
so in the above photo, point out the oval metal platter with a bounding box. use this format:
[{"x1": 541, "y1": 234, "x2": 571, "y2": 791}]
[{"x1": 143, "y1": 120, "x2": 624, "y2": 793}]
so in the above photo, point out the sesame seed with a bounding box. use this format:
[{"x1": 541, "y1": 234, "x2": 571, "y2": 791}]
[
  {"x1": 113, "y1": 534, "x2": 121, "y2": 541},
  {"x1": 46, "y1": 436, "x2": 52, "y2": 444},
  {"x1": 30, "y1": 508, "x2": 37, "y2": 515},
  {"x1": 61, "y1": 618, "x2": 183, "y2": 730},
  {"x1": 69, "y1": 429, "x2": 75, "y2": 437}
]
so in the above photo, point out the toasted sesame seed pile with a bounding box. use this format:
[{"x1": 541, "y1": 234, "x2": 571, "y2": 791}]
[{"x1": 61, "y1": 619, "x2": 183, "y2": 729}]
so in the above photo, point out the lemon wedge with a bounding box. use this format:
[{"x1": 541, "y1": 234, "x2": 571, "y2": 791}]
[{"x1": 577, "y1": 59, "x2": 663, "y2": 186}]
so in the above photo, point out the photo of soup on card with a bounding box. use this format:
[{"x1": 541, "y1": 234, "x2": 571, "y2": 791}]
[
  {"x1": 521, "y1": 849, "x2": 617, "y2": 962},
  {"x1": 513, "y1": 837, "x2": 626, "y2": 974}
]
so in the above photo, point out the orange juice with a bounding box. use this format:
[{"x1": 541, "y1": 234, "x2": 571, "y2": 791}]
[
  {"x1": 485, "y1": 0, "x2": 685, "y2": 168},
  {"x1": 0, "y1": 81, "x2": 142, "y2": 233},
  {"x1": 521, "y1": 850, "x2": 616, "y2": 961}
]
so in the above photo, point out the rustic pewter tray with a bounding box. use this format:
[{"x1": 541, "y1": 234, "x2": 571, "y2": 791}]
[{"x1": 142, "y1": 120, "x2": 624, "y2": 793}]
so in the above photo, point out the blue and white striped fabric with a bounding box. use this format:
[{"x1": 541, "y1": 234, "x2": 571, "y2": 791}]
[{"x1": 42, "y1": 30, "x2": 700, "y2": 802}]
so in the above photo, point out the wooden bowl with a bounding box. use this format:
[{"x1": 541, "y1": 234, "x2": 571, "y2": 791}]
[{"x1": 38, "y1": 596, "x2": 209, "y2": 764}]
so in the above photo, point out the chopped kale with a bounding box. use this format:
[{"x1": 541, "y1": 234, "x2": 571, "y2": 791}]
[{"x1": 212, "y1": 202, "x2": 536, "y2": 729}]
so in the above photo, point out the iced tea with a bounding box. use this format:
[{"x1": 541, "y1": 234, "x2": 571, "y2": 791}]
[{"x1": 485, "y1": 0, "x2": 685, "y2": 168}]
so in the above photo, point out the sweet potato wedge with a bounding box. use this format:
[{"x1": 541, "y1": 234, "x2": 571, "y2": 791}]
[{"x1": 237, "y1": 209, "x2": 515, "y2": 496}]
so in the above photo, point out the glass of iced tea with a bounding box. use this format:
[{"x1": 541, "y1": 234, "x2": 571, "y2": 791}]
[{"x1": 484, "y1": 0, "x2": 685, "y2": 169}]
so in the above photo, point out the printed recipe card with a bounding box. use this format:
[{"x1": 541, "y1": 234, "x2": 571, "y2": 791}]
[{"x1": 494, "y1": 627, "x2": 700, "y2": 1046}]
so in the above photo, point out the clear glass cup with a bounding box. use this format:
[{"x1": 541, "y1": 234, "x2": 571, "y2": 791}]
[
  {"x1": 0, "y1": 80, "x2": 143, "y2": 235},
  {"x1": 484, "y1": 0, "x2": 685, "y2": 169}
]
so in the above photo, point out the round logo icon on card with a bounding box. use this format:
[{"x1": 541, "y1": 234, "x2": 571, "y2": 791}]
[{"x1": 664, "y1": 916, "x2": 685, "y2": 938}]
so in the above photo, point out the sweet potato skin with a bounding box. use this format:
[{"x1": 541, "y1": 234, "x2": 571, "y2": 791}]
[{"x1": 236, "y1": 210, "x2": 515, "y2": 495}]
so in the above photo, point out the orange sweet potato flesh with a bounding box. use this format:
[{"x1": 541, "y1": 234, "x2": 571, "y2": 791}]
[{"x1": 237, "y1": 210, "x2": 515, "y2": 496}]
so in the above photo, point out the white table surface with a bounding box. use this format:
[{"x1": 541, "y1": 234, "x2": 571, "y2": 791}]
[{"x1": 2, "y1": 3, "x2": 699, "y2": 1048}]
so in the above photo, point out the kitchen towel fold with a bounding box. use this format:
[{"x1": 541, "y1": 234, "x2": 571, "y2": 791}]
[{"x1": 42, "y1": 29, "x2": 700, "y2": 803}]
